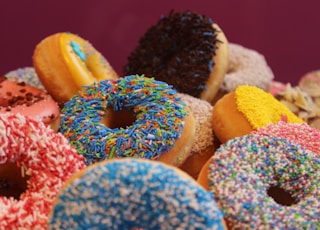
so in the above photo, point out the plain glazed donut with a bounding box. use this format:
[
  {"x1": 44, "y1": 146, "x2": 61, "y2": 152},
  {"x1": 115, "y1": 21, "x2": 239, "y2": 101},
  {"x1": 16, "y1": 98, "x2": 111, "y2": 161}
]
[
  {"x1": 0, "y1": 113, "x2": 85, "y2": 229},
  {"x1": 5, "y1": 67, "x2": 46, "y2": 91},
  {"x1": 177, "y1": 93, "x2": 220, "y2": 179},
  {"x1": 0, "y1": 76, "x2": 60, "y2": 131},
  {"x1": 124, "y1": 10, "x2": 229, "y2": 104},
  {"x1": 198, "y1": 134, "x2": 320, "y2": 229},
  {"x1": 212, "y1": 85, "x2": 304, "y2": 143},
  {"x1": 253, "y1": 121, "x2": 320, "y2": 154},
  {"x1": 33, "y1": 32, "x2": 118, "y2": 104},
  {"x1": 48, "y1": 158, "x2": 225, "y2": 230},
  {"x1": 60, "y1": 75, "x2": 196, "y2": 166}
]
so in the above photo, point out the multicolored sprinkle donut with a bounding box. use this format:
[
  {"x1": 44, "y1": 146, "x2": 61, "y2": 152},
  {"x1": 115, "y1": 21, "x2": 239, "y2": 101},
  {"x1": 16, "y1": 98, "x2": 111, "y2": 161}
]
[
  {"x1": 200, "y1": 134, "x2": 320, "y2": 229},
  {"x1": 48, "y1": 158, "x2": 225, "y2": 229},
  {"x1": 60, "y1": 75, "x2": 195, "y2": 166},
  {"x1": 0, "y1": 113, "x2": 85, "y2": 229}
]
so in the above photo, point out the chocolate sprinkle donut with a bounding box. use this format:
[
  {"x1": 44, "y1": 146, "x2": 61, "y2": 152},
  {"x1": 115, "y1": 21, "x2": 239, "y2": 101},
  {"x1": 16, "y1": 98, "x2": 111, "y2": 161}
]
[{"x1": 124, "y1": 11, "x2": 220, "y2": 98}]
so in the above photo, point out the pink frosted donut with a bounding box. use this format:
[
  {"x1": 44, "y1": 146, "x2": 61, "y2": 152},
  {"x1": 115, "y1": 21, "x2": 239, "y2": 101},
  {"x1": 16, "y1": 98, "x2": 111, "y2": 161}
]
[
  {"x1": 0, "y1": 113, "x2": 85, "y2": 229},
  {"x1": 253, "y1": 121, "x2": 320, "y2": 154},
  {"x1": 269, "y1": 80, "x2": 286, "y2": 96},
  {"x1": 0, "y1": 76, "x2": 60, "y2": 131}
]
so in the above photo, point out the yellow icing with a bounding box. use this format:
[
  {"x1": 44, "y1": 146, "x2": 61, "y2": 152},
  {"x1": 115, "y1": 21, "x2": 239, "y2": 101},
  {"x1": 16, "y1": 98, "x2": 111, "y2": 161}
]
[
  {"x1": 59, "y1": 33, "x2": 117, "y2": 88},
  {"x1": 235, "y1": 85, "x2": 304, "y2": 129}
]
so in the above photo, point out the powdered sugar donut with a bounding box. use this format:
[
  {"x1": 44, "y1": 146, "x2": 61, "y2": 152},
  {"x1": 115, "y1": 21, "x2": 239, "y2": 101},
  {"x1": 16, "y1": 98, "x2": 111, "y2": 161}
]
[
  {"x1": 0, "y1": 113, "x2": 85, "y2": 229},
  {"x1": 253, "y1": 121, "x2": 320, "y2": 154},
  {"x1": 198, "y1": 134, "x2": 320, "y2": 229},
  {"x1": 48, "y1": 158, "x2": 225, "y2": 229}
]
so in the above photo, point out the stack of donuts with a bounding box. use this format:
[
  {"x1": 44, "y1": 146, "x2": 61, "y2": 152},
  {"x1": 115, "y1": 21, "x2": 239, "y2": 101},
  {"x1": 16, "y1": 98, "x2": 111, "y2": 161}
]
[{"x1": 0, "y1": 9, "x2": 319, "y2": 229}]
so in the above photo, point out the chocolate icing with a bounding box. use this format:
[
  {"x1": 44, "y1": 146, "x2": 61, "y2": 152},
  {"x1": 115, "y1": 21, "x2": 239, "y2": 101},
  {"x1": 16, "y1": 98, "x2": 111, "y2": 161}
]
[{"x1": 124, "y1": 11, "x2": 220, "y2": 98}]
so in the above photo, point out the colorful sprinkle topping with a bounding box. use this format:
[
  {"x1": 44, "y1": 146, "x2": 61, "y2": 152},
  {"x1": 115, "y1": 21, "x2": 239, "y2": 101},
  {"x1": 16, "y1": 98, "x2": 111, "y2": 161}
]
[
  {"x1": 235, "y1": 85, "x2": 304, "y2": 129},
  {"x1": 208, "y1": 134, "x2": 320, "y2": 229},
  {"x1": 0, "y1": 113, "x2": 85, "y2": 229},
  {"x1": 60, "y1": 75, "x2": 188, "y2": 165},
  {"x1": 49, "y1": 159, "x2": 225, "y2": 229}
]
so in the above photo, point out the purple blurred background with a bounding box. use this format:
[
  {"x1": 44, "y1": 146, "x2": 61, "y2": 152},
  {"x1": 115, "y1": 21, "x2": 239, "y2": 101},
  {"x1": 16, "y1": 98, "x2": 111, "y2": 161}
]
[{"x1": 1, "y1": 1, "x2": 319, "y2": 85}]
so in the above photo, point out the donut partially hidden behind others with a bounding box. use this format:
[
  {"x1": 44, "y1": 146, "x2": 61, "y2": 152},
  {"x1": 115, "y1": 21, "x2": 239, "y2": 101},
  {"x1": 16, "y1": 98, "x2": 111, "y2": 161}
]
[{"x1": 124, "y1": 11, "x2": 229, "y2": 104}]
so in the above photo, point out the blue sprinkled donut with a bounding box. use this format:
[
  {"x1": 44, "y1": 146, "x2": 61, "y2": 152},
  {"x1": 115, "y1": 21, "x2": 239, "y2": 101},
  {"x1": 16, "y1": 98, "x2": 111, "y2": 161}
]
[
  {"x1": 201, "y1": 134, "x2": 320, "y2": 229},
  {"x1": 48, "y1": 158, "x2": 225, "y2": 229},
  {"x1": 60, "y1": 75, "x2": 195, "y2": 165}
]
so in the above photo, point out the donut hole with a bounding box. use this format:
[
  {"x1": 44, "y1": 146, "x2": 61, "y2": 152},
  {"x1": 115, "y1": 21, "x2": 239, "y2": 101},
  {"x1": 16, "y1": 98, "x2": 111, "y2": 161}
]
[
  {"x1": 0, "y1": 163, "x2": 30, "y2": 199},
  {"x1": 100, "y1": 107, "x2": 136, "y2": 129},
  {"x1": 267, "y1": 185, "x2": 298, "y2": 206}
]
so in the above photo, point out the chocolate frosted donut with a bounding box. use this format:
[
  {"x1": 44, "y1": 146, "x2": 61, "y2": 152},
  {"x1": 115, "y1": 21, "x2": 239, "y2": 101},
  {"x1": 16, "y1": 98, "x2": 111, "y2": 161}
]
[{"x1": 124, "y1": 11, "x2": 229, "y2": 103}]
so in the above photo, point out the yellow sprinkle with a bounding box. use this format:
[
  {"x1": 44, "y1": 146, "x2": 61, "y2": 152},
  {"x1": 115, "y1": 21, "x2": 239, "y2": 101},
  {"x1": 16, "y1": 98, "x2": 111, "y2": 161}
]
[{"x1": 235, "y1": 85, "x2": 304, "y2": 129}]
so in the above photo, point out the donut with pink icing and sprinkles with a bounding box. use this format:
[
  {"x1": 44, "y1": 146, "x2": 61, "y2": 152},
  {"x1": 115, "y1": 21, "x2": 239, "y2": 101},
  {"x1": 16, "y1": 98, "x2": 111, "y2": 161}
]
[
  {"x1": 253, "y1": 121, "x2": 320, "y2": 155},
  {"x1": 0, "y1": 113, "x2": 85, "y2": 229},
  {"x1": 201, "y1": 134, "x2": 320, "y2": 229}
]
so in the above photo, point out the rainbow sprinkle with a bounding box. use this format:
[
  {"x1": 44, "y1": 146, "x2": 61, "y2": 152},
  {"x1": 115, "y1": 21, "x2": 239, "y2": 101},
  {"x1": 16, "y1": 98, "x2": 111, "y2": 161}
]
[
  {"x1": 207, "y1": 134, "x2": 320, "y2": 229},
  {"x1": 48, "y1": 159, "x2": 225, "y2": 229},
  {"x1": 60, "y1": 75, "x2": 188, "y2": 165}
]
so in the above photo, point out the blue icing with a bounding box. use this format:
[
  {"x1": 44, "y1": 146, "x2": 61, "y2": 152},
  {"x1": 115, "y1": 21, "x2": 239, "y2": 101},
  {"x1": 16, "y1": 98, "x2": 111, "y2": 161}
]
[
  {"x1": 70, "y1": 41, "x2": 86, "y2": 61},
  {"x1": 48, "y1": 159, "x2": 225, "y2": 229}
]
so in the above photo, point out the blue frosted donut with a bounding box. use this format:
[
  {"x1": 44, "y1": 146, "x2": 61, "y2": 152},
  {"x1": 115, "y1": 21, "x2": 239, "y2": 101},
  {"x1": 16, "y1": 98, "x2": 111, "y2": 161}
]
[
  {"x1": 60, "y1": 75, "x2": 195, "y2": 166},
  {"x1": 205, "y1": 134, "x2": 320, "y2": 229},
  {"x1": 48, "y1": 158, "x2": 225, "y2": 229}
]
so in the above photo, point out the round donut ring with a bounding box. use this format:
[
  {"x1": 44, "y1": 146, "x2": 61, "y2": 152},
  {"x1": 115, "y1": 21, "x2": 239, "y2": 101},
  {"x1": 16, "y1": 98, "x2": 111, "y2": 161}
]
[
  {"x1": 201, "y1": 134, "x2": 320, "y2": 229},
  {"x1": 48, "y1": 158, "x2": 225, "y2": 229},
  {"x1": 33, "y1": 32, "x2": 118, "y2": 103},
  {"x1": 60, "y1": 75, "x2": 195, "y2": 166},
  {"x1": 212, "y1": 43, "x2": 274, "y2": 103},
  {"x1": 5, "y1": 67, "x2": 46, "y2": 91},
  {"x1": 0, "y1": 113, "x2": 85, "y2": 229},
  {"x1": 124, "y1": 10, "x2": 229, "y2": 103}
]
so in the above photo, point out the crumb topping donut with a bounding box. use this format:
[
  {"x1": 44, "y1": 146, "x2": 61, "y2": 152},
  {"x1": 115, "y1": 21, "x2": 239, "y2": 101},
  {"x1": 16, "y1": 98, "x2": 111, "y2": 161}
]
[
  {"x1": 48, "y1": 158, "x2": 225, "y2": 230},
  {"x1": 60, "y1": 75, "x2": 195, "y2": 166},
  {"x1": 253, "y1": 121, "x2": 320, "y2": 154},
  {"x1": 0, "y1": 113, "x2": 85, "y2": 229},
  {"x1": 124, "y1": 10, "x2": 229, "y2": 103},
  {"x1": 198, "y1": 134, "x2": 320, "y2": 229},
  {"x1": 0, "y1": 76, "x2": 60, "y2": 131},
  {"x1": 212, "y1": 85, "x2": 304, "y2": 143},
  {"x1": 33, "y1": 32, "x2": 118, "y2": 104},
  {"x1": 5, "y1": 67, "x2": 46, "y2": 91},
  {"x1": 177, "y1": 93, "x2": 219, "y2": 179}
]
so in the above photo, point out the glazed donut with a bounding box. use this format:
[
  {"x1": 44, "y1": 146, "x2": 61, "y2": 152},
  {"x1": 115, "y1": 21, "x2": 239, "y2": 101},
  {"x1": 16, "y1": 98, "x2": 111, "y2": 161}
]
[
  {"x1": 298, "y1": 69, "x2": 320, "y2": 97},
  {"x1": 0, "y1": 113, "x2": 85, "y2": 229},
  {"x1": 253, "y1": 121, "x2": 320, "y2": 154},
  {"x1": 60, "y1": 75, "x2": 196, "y2": 166},
  {"x1": 0, "y1": 76, "x2": 60, "y2": 131},
  {"x1": 124, "y1": 10, "x2": 229, "y2": 103},
  {"x1": 177, "y1": 93, "x2": 220, "y2": 179},
  {"x1": 33, "y1": 32, "x2": 118, "y2": 104},
  {"x1": 48, "y1": 158, "x2": 225, "y2": 229},
  {"x1": 197, "y1": 134, "x2": 320, "y2": 229},
  {"x1": 212, "y1": 85, "x2": 304, "y2": 143},
  {"x1": 5, "y1": 67, "x2": 46, "y2": 91}
]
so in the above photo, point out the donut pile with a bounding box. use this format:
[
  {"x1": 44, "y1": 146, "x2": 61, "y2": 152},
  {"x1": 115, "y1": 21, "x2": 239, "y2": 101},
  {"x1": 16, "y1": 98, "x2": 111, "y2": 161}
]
[{"x1": 1, "y1": 9, "x2": 319, "y2": 229}]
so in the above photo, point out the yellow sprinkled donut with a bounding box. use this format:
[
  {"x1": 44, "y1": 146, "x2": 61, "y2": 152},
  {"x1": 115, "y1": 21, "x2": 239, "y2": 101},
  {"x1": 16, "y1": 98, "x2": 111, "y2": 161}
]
[
  {"x1": 33, "y1": 32, "x2": 118, "y2": 104},
  {"x1": 212, "y1": 85, "x2": 304, "y2": 143}
]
